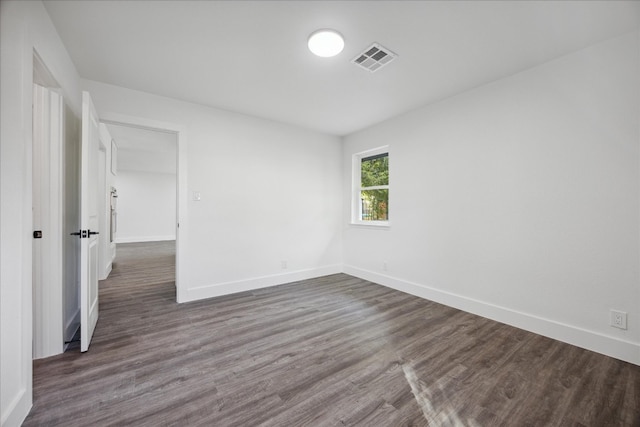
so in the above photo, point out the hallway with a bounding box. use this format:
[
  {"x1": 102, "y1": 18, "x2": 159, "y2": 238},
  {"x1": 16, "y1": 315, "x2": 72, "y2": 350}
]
[{"x1": 26, "y1": 241, "x2": 178, "y2": 425}]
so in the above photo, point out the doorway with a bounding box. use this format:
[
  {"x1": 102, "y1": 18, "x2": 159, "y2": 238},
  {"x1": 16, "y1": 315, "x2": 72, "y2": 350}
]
[{"x1": 101, "y1": 120, "x2": 180, "y2": 299}]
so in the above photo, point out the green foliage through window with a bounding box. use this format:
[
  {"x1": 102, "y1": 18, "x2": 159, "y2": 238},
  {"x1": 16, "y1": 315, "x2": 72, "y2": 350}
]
[
  {"x1": 360, "y1": 153, "x2": 388, "y2": 221},
  {"x1": 361, "y1": 154, "x2": 389, "y2": 187}
]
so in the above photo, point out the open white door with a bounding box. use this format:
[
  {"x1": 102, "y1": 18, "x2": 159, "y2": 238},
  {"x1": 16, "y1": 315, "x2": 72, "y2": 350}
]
[
  {"x1": 79, "y1": 91, "x2": 100, "y2": 352},
  {"x1": 32, "y1": 83, "x2": 64, "y2": 359}
]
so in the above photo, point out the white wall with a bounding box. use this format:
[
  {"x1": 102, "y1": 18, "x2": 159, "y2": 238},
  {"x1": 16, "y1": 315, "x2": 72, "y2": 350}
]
[
  {"x1": 343, "y1": 31, "x2": 640, "y2": 365},
  {"x1": 2, "y1": 6, "x2": 636, "y2": 427},
  {"x1": 83, "y1": 79, "x2": 343, "y2": 302},
  {"x1": 116, "y1": 170, "x2": 177, "y2": 243},
  {"x1": 0, "y1": 1, "x2": 82, "y2": 425}
]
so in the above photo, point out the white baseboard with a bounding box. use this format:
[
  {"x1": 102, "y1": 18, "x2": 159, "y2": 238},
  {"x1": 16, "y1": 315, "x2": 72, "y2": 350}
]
[
  {"x1": 115, "y1": 235, "x2": 176, "y2": 244},
  {"x1": 99, "y1": 262, "x2": 112, "y2": 281},
  {"x1": 1, "y1": 386, "x2": 30, "y2": 427},
  {"x1": 64, "y1": 307, "x2": 80, "y2": 344},
  {"x1": 343, "y1": 265, "x2": 640, "y2": 366},
  {"x1": 182, "y1": 264, "x2": 343, "y2": 303}
]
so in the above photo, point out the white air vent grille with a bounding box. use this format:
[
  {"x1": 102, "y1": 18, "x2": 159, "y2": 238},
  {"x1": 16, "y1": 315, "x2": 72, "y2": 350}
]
[{"x1": 352, "y1": 43, "x2": 397, "y2": 73}]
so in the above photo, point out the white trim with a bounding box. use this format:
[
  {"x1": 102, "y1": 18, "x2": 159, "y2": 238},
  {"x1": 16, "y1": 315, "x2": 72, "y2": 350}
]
[
  {"x1": 351, "y1": 145, "x2": 390, "y2": 225},
  {"x1": 2, "y1": 16, "x2": 34, "y2": 424},
  {"x1": 97, "y1": 140, "x2": 109, "y2": 281},
  {"x1": 63, "y1": 307, "x2": 80, "y2": 344},
  {"x1": 349, "y1": 221, "x2": 391, "y2": 228},
  {"x1": 183, "y1": 265, "x2": 343, "y2": 302},
  {"x1": 115, "y1": 236, "x2": 176, "y2": 244},
  {"x1": 343, "y1": 265, "x2": 640, "y2": 366},
  {"x1": 1, "y1": 388, "x2": 30, "y2": 427},
  {"x1": 360, "y1": 185, "x2": 388, "y2": 191},
  {"x1": 32, "y1": 83, "x2": 65, "y2": 359},
  {"x1": 110, "y1": 140, "x2": 118, "y2": 175},
  {"x1": 104, "y1": 262, "x2": 112, "y2": 279}
]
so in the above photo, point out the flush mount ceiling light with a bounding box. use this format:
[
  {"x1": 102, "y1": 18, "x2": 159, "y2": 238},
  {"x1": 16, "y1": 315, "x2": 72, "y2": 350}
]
[{"x1": 308, "y1": 29, "x2": 344, "y2": 57}]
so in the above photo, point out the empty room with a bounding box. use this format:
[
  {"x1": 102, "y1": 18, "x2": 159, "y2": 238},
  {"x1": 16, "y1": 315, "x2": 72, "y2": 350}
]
[{"x1": 1, "y1": 1, "x2": 639, "y2": 426}]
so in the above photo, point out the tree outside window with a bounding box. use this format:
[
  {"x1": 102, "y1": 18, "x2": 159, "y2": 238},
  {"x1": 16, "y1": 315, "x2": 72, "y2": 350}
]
[{"x1": 354, "y1": 149, "x2": 389, "y2": 224}]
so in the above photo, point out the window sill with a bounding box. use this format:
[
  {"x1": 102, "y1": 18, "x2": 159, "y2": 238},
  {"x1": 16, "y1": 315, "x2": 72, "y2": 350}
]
[{"x1": 349, "y1": 221, "x2": 391, "y2": 229}]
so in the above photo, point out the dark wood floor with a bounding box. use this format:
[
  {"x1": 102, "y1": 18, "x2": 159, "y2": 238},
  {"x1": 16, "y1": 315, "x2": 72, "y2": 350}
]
[{"x1": 25, "y1": 242, "x2": 640, "y2": 426}]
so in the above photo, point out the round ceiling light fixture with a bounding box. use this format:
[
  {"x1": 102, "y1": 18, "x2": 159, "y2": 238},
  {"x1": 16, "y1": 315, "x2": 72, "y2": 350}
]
[{"x1": 308, "y1": 29, "x2": 344, "y2": 57}]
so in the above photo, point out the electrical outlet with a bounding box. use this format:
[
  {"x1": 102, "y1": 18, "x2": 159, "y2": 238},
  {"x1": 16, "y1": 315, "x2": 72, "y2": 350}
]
[
  {"x1": 281, "y1": 260, "x2": 287, "y2": 269},
  {"x1": 610, "y1": 310, "x2": 627, "y2": 330},
  {"x1": 383, "y1": 261, "x2": 388, "y2": 271}
]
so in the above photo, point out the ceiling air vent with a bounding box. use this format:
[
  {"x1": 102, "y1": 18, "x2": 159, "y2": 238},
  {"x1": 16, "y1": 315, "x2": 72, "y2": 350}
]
[{"x1": 352, "y1": 43, "x2": 397, "y2": 73}]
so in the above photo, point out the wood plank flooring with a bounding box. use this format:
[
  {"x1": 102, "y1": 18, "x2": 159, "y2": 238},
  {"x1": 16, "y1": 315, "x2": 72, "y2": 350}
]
[{"x1": 25, "y1": 241, "x2": 640, "y2": 426}]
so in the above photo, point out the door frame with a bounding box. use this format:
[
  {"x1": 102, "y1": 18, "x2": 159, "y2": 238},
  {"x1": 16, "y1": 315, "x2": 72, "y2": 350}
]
[
  {"x1": 97, "y1": 137, "x2": 110, "y2": 280},
  {"x1": 32, "y1": 61, "x2": 65, "y2": 359},
  {"x1": 100, "y1": 112, "x2": 187, "y2": 302}
]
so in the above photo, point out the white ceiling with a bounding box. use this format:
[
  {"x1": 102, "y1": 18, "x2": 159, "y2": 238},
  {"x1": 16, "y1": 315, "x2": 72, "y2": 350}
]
[
  {"x1": 106, "y1": 123, "x2": 177, "y2": 174},
  {"x1": 45, "y1": 1, "x2": 639, "y2": 136}
]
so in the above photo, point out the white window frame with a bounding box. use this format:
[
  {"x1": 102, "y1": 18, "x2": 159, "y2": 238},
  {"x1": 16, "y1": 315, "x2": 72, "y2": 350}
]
[{"x1": 351, "y1": 146, "x2": 390, "y2": 227}]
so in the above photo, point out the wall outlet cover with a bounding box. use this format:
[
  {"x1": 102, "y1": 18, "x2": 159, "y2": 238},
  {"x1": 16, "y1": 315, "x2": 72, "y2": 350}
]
[{"x1": 610, "y1": 310, "x2": 627, "y2": 330}]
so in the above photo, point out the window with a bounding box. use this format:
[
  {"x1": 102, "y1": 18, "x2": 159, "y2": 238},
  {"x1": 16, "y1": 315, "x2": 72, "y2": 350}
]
[{"x1": 352, "y1": 146, "x2": 389, "y2": 225}]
